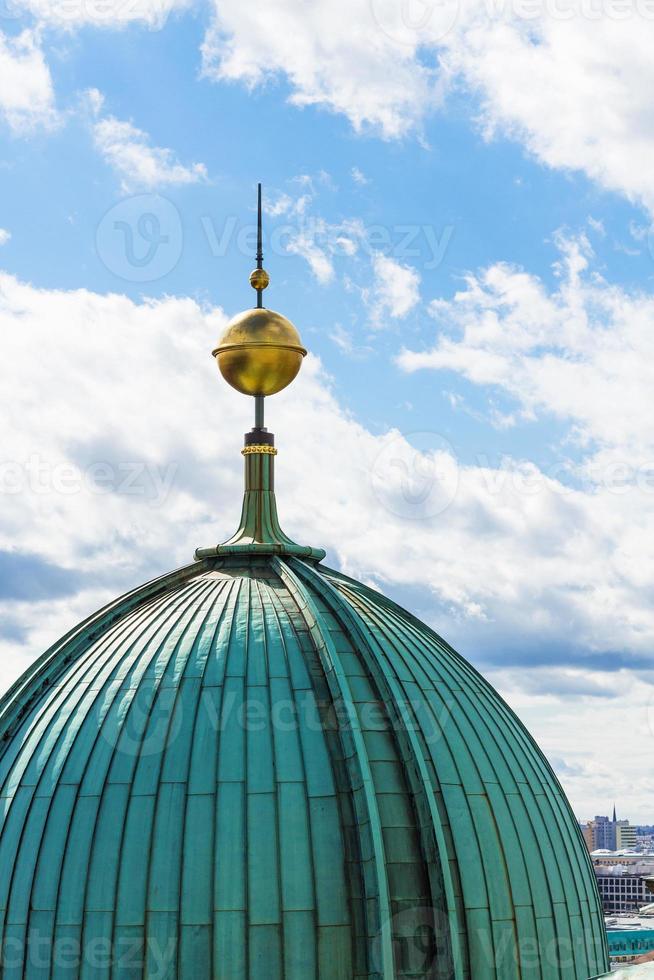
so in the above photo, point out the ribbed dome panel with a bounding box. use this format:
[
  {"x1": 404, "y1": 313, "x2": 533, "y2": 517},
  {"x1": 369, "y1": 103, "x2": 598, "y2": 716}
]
[
  {"x1": 0, "y1": 557, "x2": 609, "y2": 979},
  {"x1": 314, "y1": 563, "x2": 607, "y2": 979}
]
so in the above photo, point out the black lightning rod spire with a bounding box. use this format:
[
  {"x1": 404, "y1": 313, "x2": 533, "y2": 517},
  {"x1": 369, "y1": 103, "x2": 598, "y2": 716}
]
[
  {"x1": 256, "y1": 182, "x2": 264, "y2": 310},
  {"x1": 254, "y1": 183, "x2": 265, "y2": 428}
]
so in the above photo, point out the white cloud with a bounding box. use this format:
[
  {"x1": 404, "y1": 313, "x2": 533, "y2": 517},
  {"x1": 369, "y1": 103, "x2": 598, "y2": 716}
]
[
  {"x1": 201, "y1": 0, "x2": 442, "y2": 139},
  {"x1": 15, "y1": 0, "x2": 191, "y2": 29},
  {"x1": 351, "y1": 166, "x2": 369, "y2": 186},
  {"x1": 2, "y1": 258, "x2": 652, "y2": 671},
  {"x1": 0, "y1": 30, "x2": 57, "y2": 133},
  {"x1": 202, "y1": 0, "x2": 654, "y2": 213},
  {"x1": 367, "y1": 252, "x2": 421, "y2": 325},
  {"x1": 2, "y1": 268, "x2": 654, "y2": 816},
  {"x1": 395, "y1": 232, "x2": 654, "y2": 670},
  {"x1": 286, "y1": 229, "x2": 335, "y2": 284},
  {"x1": 398, "y1": 232, "x2": 654, "y2": 468},
  {"x1": 0, "y1": 230, "x2": 11, "y2": 246},
  {"x1": 4, "y1": 0, "x2": 653, "y2": 215},
  {"x1": 86, "y1": 89, "x2": 208, "y2": 190},
  {"x1": 263, "y1": 186, "x2": 422, "y2": 296},
  {"x1": 488, "y1": 667, "x2": 654, "y2": 822},
  {"x1": 264, "y1": 189, "x2": 312, "y2": 218},
  {"x1": 329, "y1": 323, "x2": 355, "y2": 354},
  {"x1": 260, "y1": 175, "x2": 368, "y2": 285},
  {"x1": 8, "y1": 0, "x2": 651, "y2": 215},
  {"x1": 445, "y1": 8, "x2": 654, "y2": 214}
]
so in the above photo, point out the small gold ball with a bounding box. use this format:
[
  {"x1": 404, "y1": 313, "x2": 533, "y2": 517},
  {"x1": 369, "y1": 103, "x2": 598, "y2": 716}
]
[
  {"x1": 212, "y1": 308, "x2": 307, "y2": 397},
  {"x1": 249, "y1": 268, "x2": 270, "y2": 291}
]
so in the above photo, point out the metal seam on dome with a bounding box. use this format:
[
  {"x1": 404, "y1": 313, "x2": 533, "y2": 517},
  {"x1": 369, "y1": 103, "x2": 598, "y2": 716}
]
[
  {"x1": 253, "y1": 575, "x2": 324, "y2": 973},
  {"x1": 288, "y1": 558, "x2": 467, "y2": 979},
  {"x1": 0, "y1": 576, "x2": 196, "y2": 800},
  {"x1": 213, "y1": 577, "x2": 251, "y2": 975},
  {"x1": 266, "y1": 571, "x2": 361, "y2": 971},
  {"x1": 334, "y1": 577, "x2": 557, "y2": 975},
  {"x1": 16, "y1": 582, "x2": 192, "y2": 927},
  {"x1": 0, "y1": 561, "x2": 204, "y2": 748},
  {"x1": 329, "y1": 577, "x2": 518, "y2": 976},
  {"x1": 272, "y1": 556, "x2": 395, "y2": 977},
  {"x1": 325, "y1": 571, "x2": 609, "y2": 978},
  {"x1": 139, "y1": 578, "x2": 231, "y2": 971},
  {"x1": 148, "y1": 576, "x2": 234, "y2": 977},
  {"x1": 247, "y1": 575, "x2": 286, "y2": 975},
  {"x1": 4, "y1": 573, "x2": 215, "y2": 956},
  {"x1": 61, "y1": 577, "x2": 217, "y2": 938}
]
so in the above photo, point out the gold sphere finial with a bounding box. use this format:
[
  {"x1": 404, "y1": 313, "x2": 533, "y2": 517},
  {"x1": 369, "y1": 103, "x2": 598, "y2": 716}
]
[
  {"x1": 213, "y1": 309, "x2": 306, "y2": 396},
  {"x1": 250, "y1": 267, "x2": 270, "y2": 292},
  {"x1": 212, "y1": 182, "x2": 307, "y2": 398}
]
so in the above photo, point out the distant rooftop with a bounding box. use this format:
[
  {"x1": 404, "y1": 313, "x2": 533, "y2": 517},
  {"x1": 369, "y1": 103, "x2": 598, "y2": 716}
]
[{"x1": 605, "y1": 915, "x2": 654, "y2": 931}]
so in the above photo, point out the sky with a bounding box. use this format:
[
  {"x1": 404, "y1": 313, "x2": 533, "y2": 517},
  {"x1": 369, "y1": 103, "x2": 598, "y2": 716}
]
[{"x1": 0, "y1": 0, "x2": 653, "y2": 822}]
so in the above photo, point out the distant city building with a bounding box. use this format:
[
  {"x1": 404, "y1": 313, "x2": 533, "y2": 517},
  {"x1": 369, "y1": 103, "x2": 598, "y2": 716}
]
[
  {"x1": 583, "y1": 806, "x2": 638, "y2": 852},
  {"x1": 597, "y1": 872, "x2": 653, "y2": 912},
  {"x1": 605, "y1": 915, "x2": 654, "y2": 965},
  {"x1": 617, "y1": 821, "x2": 638, "y2": 851},
  {"x1": 593, "y1": 852, "x2": 649, "y2": 868},
  {"x1": 580, "y1": 821, "x2": 594, "y2": 851},
  {"x1": 593, "y1": 857, "x2": 654, "y2": 912},
  {"x1": 594, "y1": 810, "x2": 618, "y2": 850}
]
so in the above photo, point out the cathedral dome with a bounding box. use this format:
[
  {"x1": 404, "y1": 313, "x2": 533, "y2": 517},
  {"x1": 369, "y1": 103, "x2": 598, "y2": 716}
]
[
  {"x1": 0, "y1": 552, "x2": 609, "y2": 978},
  {"x1": 0, "y1": 187, "x2": 609, "y2": 978}
]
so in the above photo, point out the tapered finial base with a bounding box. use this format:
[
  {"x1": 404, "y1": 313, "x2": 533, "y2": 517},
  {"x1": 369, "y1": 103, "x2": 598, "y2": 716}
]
[{"x1": 195, "y1": 432, "x2": 325, "y2": 562}]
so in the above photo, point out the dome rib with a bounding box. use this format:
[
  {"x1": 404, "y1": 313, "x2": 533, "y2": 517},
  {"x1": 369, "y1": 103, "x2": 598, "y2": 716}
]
[
  {"x1": 60, "y1": 577, "x2": 222, "y2": 963},
  {"x1": 256, "y1": 573, "x2": 333, "y2": 978},
  {"x1": 273, "y1": 556, "x2": 395, "y2": 977},
  {"x1": 265, "y1": 570, "x2": 357, "y2": 977},
  {"x1": 3, "y1": 580, "x2": 219, "y2": 952},
  {"x1": 282, "y1": 556, "x2": 464, "y2": 978},
  {"x1": 320, "y1": 566, "x2": 608, "y2": 977},
  {"x1": 0, "y1": 562, "x2": 202, "y2": 752},
  {"x1": 332, "y1": 572, "x2": 523, "y2": 976},
  {"x1": 1, "y1": 571, "x2": 228, "y2": 976}
]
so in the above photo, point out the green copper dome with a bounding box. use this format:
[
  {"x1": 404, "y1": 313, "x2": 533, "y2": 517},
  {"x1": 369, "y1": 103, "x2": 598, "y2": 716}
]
[
  {"x1": 0, "y1": 547, "x2": 608, "y2": 978},
  {"x1": 0, "y1": 192, "x2": 609, "y2": 978}
]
